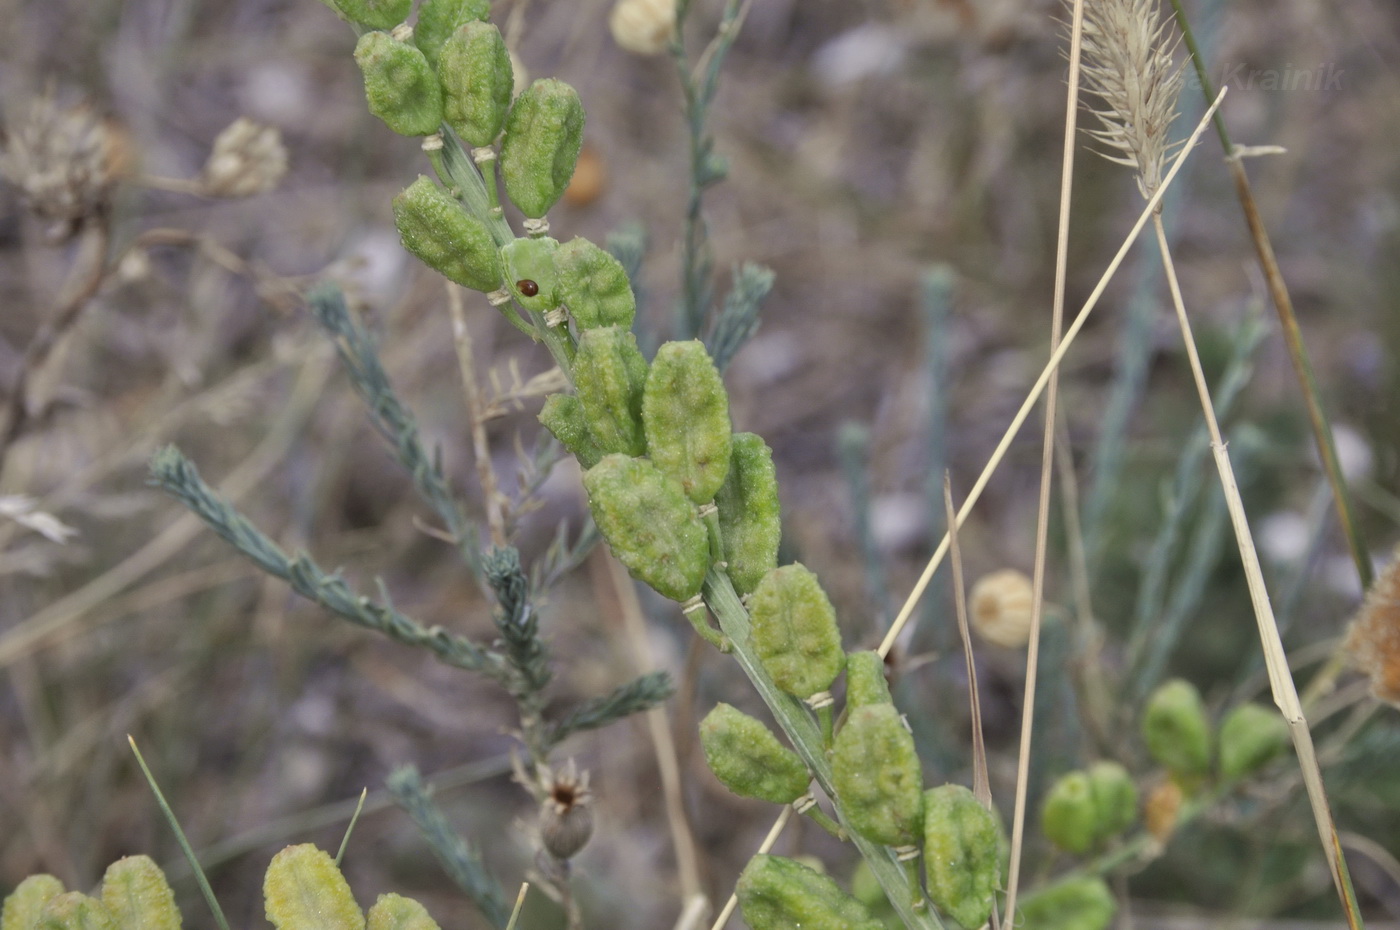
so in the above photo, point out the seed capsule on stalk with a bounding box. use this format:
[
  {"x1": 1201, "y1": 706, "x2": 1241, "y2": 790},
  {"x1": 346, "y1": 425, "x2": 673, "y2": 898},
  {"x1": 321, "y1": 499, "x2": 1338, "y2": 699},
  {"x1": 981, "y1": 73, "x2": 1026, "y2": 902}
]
[
  {"x1": 642, "y1": 340, "x2": 732, "y2": 504},
  {"x1": 538, "y1": 394, "x2": 604, "y2": 469},
  {"x1": 320, "y1": 0, "x2": 411, "y2": 31},
  {"x1": 439, "y1": 21, "x2": 513, "y2": 147},
  {"x1": 354, "y1": 31, "x2": 443, "y2": 137},
  {"x1": 367, "y1": 894, "x2": 441, "y2": 930},
  {"x1": 100, "y1": 856, "x2": 181, "y2": 930},
  {"x1": 748, "y1": 564, "x2": 845, "y2": 701},
  {"x1": 552, "y1": 237, "x2": 636, "y2": 331},
  {"x1": 263, "y1": 844, "x2": 363, "y2": 930},
  {"x1": 1141, "y1": 678, "x2": 1212, "y2": 778},
  {"x1": 699, "y1": 703, "x2": 810, "y2": 805},
  {"x1": 573, "y1": 327, "x2": 648, "y2": 458},
  {"x1": 832, "y1": 703, "x2": 924, "y2": 848},
  {"x1": 923, "y1": 784, "x2": 1004, "y2": 930},
  {"x1": 393, "y1": 176, "x2": 502, "y2": 292},
  {"x1": 499, "y1": 79, "x2": 585, "y2": 219},
  {"x1": 1017, "y1": 876, "x2": 1117, "y2": 930},
  {"x1": 3, "y1": 875, "x2": 67, "y2": 930},
  {"x1": 736, "y1": 855, "x2": 884, "y2": 930},
  {"x1": 714, "y1": 433, "x2": 780, "y2": 595},
  {"x1": 844, "y1": 650, "x2": 892, "y2": 708},
  {"x1": 1219, "y1": 702, "x2": 1290, "y2": 781},
  {"x1": 412, "y1": 0, "x2": 489, "y2": 69},
  {"x1": 500, "y1": 237, "x2": 561, "y2": 313},
  {"x1": 582, "y1": 454, "x2": 708, "y2": 601}
]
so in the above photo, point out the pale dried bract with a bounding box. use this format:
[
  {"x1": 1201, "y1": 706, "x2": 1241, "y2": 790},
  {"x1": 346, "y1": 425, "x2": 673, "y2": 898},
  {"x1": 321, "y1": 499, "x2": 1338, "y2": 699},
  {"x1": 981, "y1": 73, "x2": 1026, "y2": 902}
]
[{"x1": 201, "y1": 118, "x2": 288, "y2": 198}]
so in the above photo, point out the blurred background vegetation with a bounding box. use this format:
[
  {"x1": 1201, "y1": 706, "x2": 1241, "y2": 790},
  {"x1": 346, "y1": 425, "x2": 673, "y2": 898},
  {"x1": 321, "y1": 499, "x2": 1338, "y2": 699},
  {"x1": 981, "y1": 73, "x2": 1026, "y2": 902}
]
[{"x1": 1, "y1": 0, "x2": 1398, "y2": 926}]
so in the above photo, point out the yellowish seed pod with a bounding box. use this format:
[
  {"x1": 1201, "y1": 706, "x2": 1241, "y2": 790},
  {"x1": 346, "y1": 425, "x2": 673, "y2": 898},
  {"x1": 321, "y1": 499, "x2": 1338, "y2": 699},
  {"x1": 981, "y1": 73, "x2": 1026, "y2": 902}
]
[
  {"x1": 3, "y1": 875, "x2": 66, "y2": 930},
  {"x1": 100, "y1": 856, "x2": 181, "y2": 930},
  {"x1": 608, "y1": 0, "x2": 676, "y2": 56},
  {"x1": 263, "y1": 844, "x2": 364, "y2": 930},
  {"x1": 366, "y1": 894, "x2": 440, "y2": 930},
  {"x1": 970, "y1": 568, "x2": 1034, "y2": 648}
]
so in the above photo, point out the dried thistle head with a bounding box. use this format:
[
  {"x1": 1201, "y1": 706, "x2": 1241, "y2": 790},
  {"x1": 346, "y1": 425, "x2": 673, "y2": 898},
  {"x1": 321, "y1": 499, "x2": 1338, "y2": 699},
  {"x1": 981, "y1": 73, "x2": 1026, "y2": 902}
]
[
  {"x1": 609, "y1": 0, "x2": 677, "y2": 56},
  {"x1": 0, "y1": 91, "x2": 129, "y2": 241},
  {"x1": 1344, "y1": 546, "x2": 1400, "y2": 705},
  {"x1": 1076, "y1": 0, "x2": 1186, "y2": 199},
  {"x1": 537, "y1": 759, "x2": 594, "y2": 860},
  {"x1": 200, "y1": 118, "x2": 288, "y2": 198}
]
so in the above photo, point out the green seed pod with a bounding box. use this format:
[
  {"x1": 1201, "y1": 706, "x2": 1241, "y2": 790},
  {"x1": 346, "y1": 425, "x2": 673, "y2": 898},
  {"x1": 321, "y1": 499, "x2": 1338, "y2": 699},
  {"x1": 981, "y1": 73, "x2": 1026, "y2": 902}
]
[
  {"x1": 100, "y1": 857, "x2": 181, "y2": 930},
  {"x1": 749, "y1": 564, "x2": 845, "y2": 701},
  {"x1": 35, "y1": 894, "x2": 115, "y2": 930},
  {"x1": 499, "y1": 78, "x2": 585, "y2": 219},
  {"x1": 319, "y1": 0, "x2": 411, "y2": 31},
  {"x1": 923, "y1": 784, "x2": 1003, "y2": 930},
  {"x1": 736, "y1": 855, "x2": 884, "y2": 930},
  {"x1": 1041, "y1": 771, "x2": 1098, "y2": 854},
  {"x1": 3, "y1": 875, "x2": 66, "y2": 930},
  {"x1": 394, "y1": 176, "x2": 502, "y2": 292},
  {"x1": 643, "y1": 341, "x2": 732, "y2": 504},
  {"x1": 1086, "y1": 760, "x2": 1138, "y2": 841},
  {"x1": 439, "y1": 22, "x2": 513, "y2": 147},
  {"x1": 831, "y1": 704, "x2": 923, "y2": 848},
  {"x1": 539, "y1": 394, "x2": 604, "y2": 469},
  {"x1": 714, "y1": 433, "x2": 780, "y2": 595},
  {"x1": 552, "y1": 237, "x2": 636, "y2": 331},
  {"x1": 1142, "y1": 678, "x2": 1212, "y2": 777},
  {"x1": 1016, "y1": 877, "x2": 1116, "y2": 930},
  {"x1": 574, "y1": 327, "x2": 648, "y2": 457},
  {"x1": 844, "y1": 650, "x2": 892, "y2": 709},
  {"x1": 583, "y1": 454, "x2": 708, "y2": 601},
  {"x1": 1219, "y1": 702, "x2": 1290, "y2": 781},
  {"x1": 354, "y1": 32, "x2": 444, "y2": 137},
  {"x1": 366, "y1": 894, "x2": 440, "y2": 930},
  {"x1": 264, "y1": 844, "x2": 364, "y2": 930},
  {"x1": 699, "y1": 703, "x2": 810, "y2": 805},
  {"x1": 500, "y1": 236, "x2": 561, "y2": 313},
  {"x1": 412, "y1": 0, "x2": 489, "y2": 70}
]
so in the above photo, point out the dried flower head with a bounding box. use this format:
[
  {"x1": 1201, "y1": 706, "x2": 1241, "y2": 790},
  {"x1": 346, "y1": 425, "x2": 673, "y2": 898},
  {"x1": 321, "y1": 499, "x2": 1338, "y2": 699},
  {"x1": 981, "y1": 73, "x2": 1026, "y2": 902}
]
[
  {"x1": 1076, "y1": 0, "x2": 1186, "y2": 199},
  {"x1": 609, "y1": 0, "x2": 677, "y2": 56},
  {"x1": 0, "y1": 92, "x2": 129, "y2": 240},
  {"x1": 970, "y1": 568, "x2": 1034, "y2": 648},
  {"x1": 537, "y1": 759, "x2": 594, "y2": 860},
  {"x1": 201, "y1": 118, "x2": 288, "y2": 198},
  {"x1": 1344, "y1": 546, "x2": 1400, "y2": 705}
]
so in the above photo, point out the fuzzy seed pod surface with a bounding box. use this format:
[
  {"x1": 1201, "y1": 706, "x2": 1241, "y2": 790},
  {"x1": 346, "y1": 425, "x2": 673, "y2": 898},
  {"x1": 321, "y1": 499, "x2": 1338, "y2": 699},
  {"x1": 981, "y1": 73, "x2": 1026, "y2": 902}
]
[
  {"x1": 439, "y1": 22, "x2": 513, "y2": 146},
  {"x1": 412, "y1": 0, "x2": 489, "y2": 69},
  {"x1": 1141, "y1": 678, "x2": 1212, "y2": 777},
  {"x1": 844, "y1": 650, "x2": 892, "y2": 708},
  {"x1": 1219, "y1": 703, "x2": 1290, "y2": 781},
  {"x1": 714, "y1": 433, "x2": 780, "y2": 595},
  {"x1": 499, "y1": 79, "x2": 584, "y2": 218},
  {"x1": 264, "y1": 844, "x2": 365, "y2": 930},
  {"x1": 583, "y1": 454, "x2": 708, "y2": 601},
  {"x1": 394, "y1": 176, "x2": 502, "y2": 292},
  {"x1": 699, "y1": 703, "x2": 810, "y2": 804},
  {"x1": 1017, "y1": 876, "x2": 1116, "y2": 930},
  {"x1": 538, "y1": 394, "x2": 604, "y2": 469},
  {"x1": 573, "y1": 327, "x2": 648, "y2": 457},
  {"x1": 100, "y1": 857, "x2": 180, "y2": 930},
  {"x1": 923, "y1": 784, "x2": 1003, "y2": 930},
  {"x1": 1041, "y1": 770, "x2": 1099, "y2": 854},
  {"x1": 642, "y1": 340, "x2": 732, "y2": 504},
  {"x1": 832, "y1": 704, "x2": 924, "y2": 847},
  {"x1": 322, "y1": 0, "x2": 411, "y2": 30},
  {"x1": 749, "y1": 564, "x2": 846, "y2": 701},
  {"x1": 354, "y1": 32, "x2": 443, "y2": 137},
  {"x1": 36, "y1": 893, "x2": 117, "y2": 930},
  {"x1": 552, "y1": 237, "x2": 636, "y2": 330},
  {"x1": 3, "y1": 875, "x2": 66, "y2": 930},
  {"x1": 366, "y1": 894, "x2": 440, "y2": 930},
  {"x1": 500, "y1": 237, "x2": 561, "y2": 313},
  {"x1": 736, "y1": 855, "x2": 884, "y2": 930},
  {"x1": 1086, "y1": 760, "x2": 1138, "y2": 840}
]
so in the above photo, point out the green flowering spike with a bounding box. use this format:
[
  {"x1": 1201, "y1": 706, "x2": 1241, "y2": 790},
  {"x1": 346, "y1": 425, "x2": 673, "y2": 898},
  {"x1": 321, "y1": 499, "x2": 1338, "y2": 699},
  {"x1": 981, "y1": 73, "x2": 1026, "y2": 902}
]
[
  {"x1": 1016, "y1": 877, "x2": 1116, "y2": 930},
  {"x1": 264, "y1": 845, "x2": 364, "y2": 930},
  {"x1": 394, "y1": 176, "x2": 503, "y2": 292},
  {"x1": 439, "y1": 22, "x2": 513, "y2": 147},
  {"x1": 574, "y1": 327, "x2": 648, "y2": 457},
  {"x1": 354, "y1": 32, "x2": 443, "y2": 137},
  {"x1": 844, "y1": 650, "x2": 892, "y2": 708},
  {"x1": 749, "y1": 564, "x2": 845, "y2": 701},
  {"x1": 1041, "y1": 771, "x2": 1098, "y2": 854},
  {"x1": 831, "y1": 704, "x2": 924, "y2": 848},
  {"x1": 699, "y1": 703, "x2": 810, "y2": 805},
  {"x1": 100, "y1": 857, "x2": 181, "y2": 930},
  {"x1": 3, "y1": 875, "x2": 66, "y2": 930},
  {"x1": 319, "y1": 0, "x2": 411, "y2": 30},
  {"x1": 1219, "y1": 703, "x2": 1290, "y2": 781},
  {"x1": 539, "y1": 394, "x2": 604, "y2": 469},
  {"x1": 553, "y1": 238, "x2": 636, "y2": 331},
  {"x1": 923, "y1": 784, "x2": 1003, "y2": 930},
  {"x1": 736, "y1": 855, "x2": 884, "y2": 930},
  {"x1": 643, "y1": 341, "x2": 732, "y2": 504},
  {"x1": 1142, "y1": 678, "x2": 1212, "y2": 777},
  {"x1": 1086, "y1": 760, "x2": 1137, "y2": 840},
  {"x1": 366, "y1": 894, "x2": 440, "y2": 930},
  {"x1": 35, "y1": 894, "x2": 115, "y2": 930},
  {"x1": 499, "y1": 78, "x2": 585, "y2": 219},
  {"x1": 500, "y1": 237, "x2": 561, "y2": 313},
  {"x1": 583, "y1": 454, "x2": 709, "y2": 601},
  {"x1": 714, "y1": 433, "x2": 780, "y2": 595},
  {"x1": 413, "y1": 0, "x2": 489, "y2": 70}
]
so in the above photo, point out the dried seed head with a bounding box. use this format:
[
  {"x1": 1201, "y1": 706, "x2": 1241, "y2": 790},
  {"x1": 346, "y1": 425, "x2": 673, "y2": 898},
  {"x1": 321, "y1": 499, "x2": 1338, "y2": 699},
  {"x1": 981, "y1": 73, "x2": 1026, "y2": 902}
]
[
  {"x1": 1344, "y1": 547, "x2": 1400, "y2": 705},
  {"x1": 201, "y1": 118, "x2": 288, "y2": 198},
  {"x1": 0, "y1": 92, "x2": 129, "y2": 241},
  {"x1": 609, "y1": 0, "x2": 676, "y2": 56},
  {"x1": 970, "y1": 568, "x2": 1034, "y2": 648},
  {"x1": 538, "y1": 760, "x2": 594, "y2": 860},
  {"x1": 1076, "y1": 0, "x2": 1186, "y2": 199}
]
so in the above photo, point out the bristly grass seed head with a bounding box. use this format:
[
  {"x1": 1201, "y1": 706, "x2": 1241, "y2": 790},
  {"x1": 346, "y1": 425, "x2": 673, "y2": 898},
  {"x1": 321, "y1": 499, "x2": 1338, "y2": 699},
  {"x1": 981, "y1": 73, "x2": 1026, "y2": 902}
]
[
  {"x1": 1344, "y1": 545, "x2": 1400, "y2": 706},
  {"x1": 1076, "y1": 0, "x2": 1186, "y2": 200}
]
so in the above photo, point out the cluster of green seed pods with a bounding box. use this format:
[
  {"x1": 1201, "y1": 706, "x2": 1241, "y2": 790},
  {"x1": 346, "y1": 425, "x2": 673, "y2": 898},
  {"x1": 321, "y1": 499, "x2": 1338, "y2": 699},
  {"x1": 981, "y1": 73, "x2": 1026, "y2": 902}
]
[
  {"x1": 736, "y1": 856, "x2": 884, "y2": 930},
  {"x1": 1142, "y1": 679, "x2": 1290, "y2": 787},
  {"x1": 264, "y1": 844, "x2": 443, "y2": 930},
  {"x1": 1017, "y1": 876, "x2": 1117, "y2": 930},
  {"x1": 1, "y1": 856, "x2": 182, "y2": 930},
  {"x1": 1041, "y1": 761, "x2": 1138, "y2": 854},
  {"x1": 699, "y1": 703, "x2": 810, "y2": 805}
]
